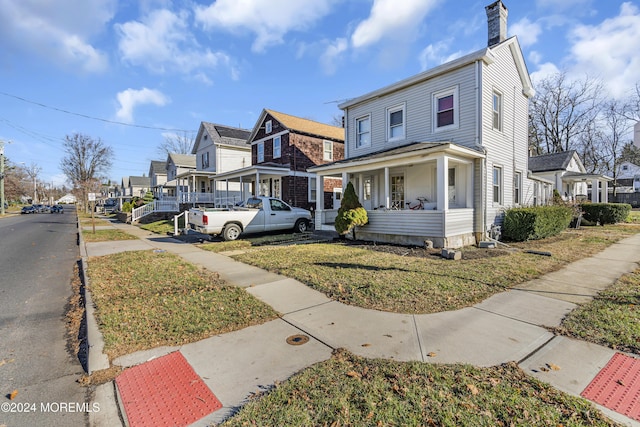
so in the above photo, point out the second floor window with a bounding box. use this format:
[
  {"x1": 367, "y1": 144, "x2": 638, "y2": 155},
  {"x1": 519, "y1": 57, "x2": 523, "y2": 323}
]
[
  {"x1": 356, "y1": 115, "x2": 370, "y2": 148},
  {"x1": 493, "y1": 91, "x2": 502, "y2": 131},
  {"x1": 323, "y1": 140, "x2": 333, "y2": 161},
  {"x1": 257, "y1": 142, "x2": 264, "y2": 163},
  {"x1": 387, "y1": 105, "x2": 405, "y2": 140},
  {"x1": 273, "y1": 136, "x2": 281, "y2": 159},
  {"x1": 201, "y1": 151, "x2": 209, "y2": 169},
  {"x1": 434, "y1": 86, "x2": 458, "y2": 131}
]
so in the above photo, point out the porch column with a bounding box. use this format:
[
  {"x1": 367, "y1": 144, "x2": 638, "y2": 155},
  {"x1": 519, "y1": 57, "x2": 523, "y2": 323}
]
[
  {"x1": 384, "y1": 167, "x2": 390, "y2": 208},
  {"x1": 255, "y1": 172, "x2": 260, "y2": 196},
  {"x1": 316, "y1": 175, "x2": 324, "y2": 228},
  {"x1": 466, "y1": 162, "x2": 474, "y2": 207},
  {"x1": 602, "y1": 180, "x2": 608, "y2": 203},
  {"x1": 239, "y1": 176, "x2": 244, "y2": 201},
  {"x1": 591, "y1": 178, "x2": 599, "y2": 202},
  {"x1": 436, "y1": 155, "x2": 449, "y2": 211},
  {"x1": 357, "y1": 173, "x2": 364, "y2": 201}
]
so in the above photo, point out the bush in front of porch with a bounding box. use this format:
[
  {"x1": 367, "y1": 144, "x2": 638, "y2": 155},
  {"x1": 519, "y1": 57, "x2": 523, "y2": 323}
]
[{"x1": 335, "y1": 181, "x2": 368, "y2": 239}]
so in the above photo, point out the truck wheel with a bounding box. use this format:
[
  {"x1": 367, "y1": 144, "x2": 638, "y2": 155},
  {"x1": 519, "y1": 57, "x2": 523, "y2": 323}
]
[
  {"x1": 294, "y1": 219, "x2": 309, "y2": 233},
  {"x1": 223, "y1": 224, "x2": 242, "y2": 241}
]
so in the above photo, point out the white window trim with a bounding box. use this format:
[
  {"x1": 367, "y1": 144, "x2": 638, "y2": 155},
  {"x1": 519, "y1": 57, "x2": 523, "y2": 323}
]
[
  {"x1": 355, "y1": 114, "x2": 371, "y2": 149},
  {"x1": 273, "y1": 136, "x2": 281, "y2": 159},
  {"x1": 433, "y1": 86, "x2": 459, "y2": 132},
  {"x1": 265, "y1": 120, "x2": 272, "y2": 134},
  {"x1": 257, "y1": 141, "x2": 264, "y2": 163},
  {"x1": 309, "y1": 177, "x2": 317, "y2": 202},
  {"x1": 513, "y1": 170, "x2": 522, "y2": 204},
  {"x1": 323, "y1": 140, "x2": 333, "y2": 161},
  {"x1": 492, "y1": 165, "x2": 503, "y2": 205},
  {"x1": 492, "y1": 89, "x2": 503, "y2": 132},
  {"x1": 386, "y1": 104, "x2": 406, "y2": 142}
]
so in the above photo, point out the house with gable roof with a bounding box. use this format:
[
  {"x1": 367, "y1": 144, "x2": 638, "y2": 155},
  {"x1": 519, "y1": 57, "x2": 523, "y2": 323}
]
[
  {"x1": 310, "y1": 1, "x2": 548, "y2": 247},
  {"x1": 165, "y1": 153, "x2": 196, "y2": 197},
  {"x1": 149, "y1": 160, "x2": 168, "y2": 198},
  {"x1": 213, "y1": 109, "x2": 344, "y2": 210}
]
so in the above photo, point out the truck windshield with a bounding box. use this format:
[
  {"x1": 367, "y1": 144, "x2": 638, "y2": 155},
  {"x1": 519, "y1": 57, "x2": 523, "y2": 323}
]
[{"x1": 245, "y1": 198, "x2": 263, "y2": 209}]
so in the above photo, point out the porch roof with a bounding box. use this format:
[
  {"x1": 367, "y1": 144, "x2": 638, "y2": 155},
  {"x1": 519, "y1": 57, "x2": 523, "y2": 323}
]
[
  {"x1": 212, "y1": 163, "x2": 292, "y2": 181},
  {"x1": 562, "y1": 171, "x2": 614, "y2": 183},
  {"x1": 175, "y1": 170, "x2": 218, "y2": 179},
  {"x1": 308, "y1": 141, "x2": 485, "y2": 175}
]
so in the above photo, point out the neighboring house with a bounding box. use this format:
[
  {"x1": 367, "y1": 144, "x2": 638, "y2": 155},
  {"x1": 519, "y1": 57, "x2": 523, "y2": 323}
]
[
  {"x1": 127, "y1": 176, "x2": 151, "y2": 199},
  {"x1": 56, "y1": 193, "x2": 77, "y2": 204},
  {"x1": 310, "y1": 1, "x2": 541, "y2": 248},
  {"x1": 188, "y1": 122, "x2": 252, "y2": 205},
  {"x1": 165, "y1": 153, "x2": 196, "y2": 197},
  {"x1": 213, "y1": 109, "x2": 345, "y2": 210},
  {"x1": 610, "y1": 161, "x2": 640, "y2": 195},
  {"x1": 149, "y1": 160, "x2": 168, "y2": 198},
  {"x1": 617, "y1": 161, "x2": 640, "y2": 180},
  {"x1": 120, "y1": 176, "x2": 131, "y2": 197},
  {"x1": 528, "y1": 150, "x2": 611, "y2": 202}
]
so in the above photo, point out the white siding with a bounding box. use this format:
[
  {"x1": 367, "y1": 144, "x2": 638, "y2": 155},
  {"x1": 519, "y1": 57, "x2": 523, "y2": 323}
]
[
  {"x1": 217, "y1": 145, "x2": 250, "y2": 174},
  {"x1": 345, "y1": 64, "x2": 479, "y2": 159},
  {"x1": 480, "y1": 44, "x2": 532, "y2": 228}
]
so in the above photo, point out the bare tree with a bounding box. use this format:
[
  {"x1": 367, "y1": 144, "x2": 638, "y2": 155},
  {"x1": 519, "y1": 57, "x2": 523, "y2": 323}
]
[
  {"x1": 529, "y1": 72, "x2": 604, "y2": 154},
  {"x1": 156, "y1": 131, "x2": 195, "y2": 157},
  {"x1": 597, "y1": 100, "x2": 634, "y2": 195},
  {"x1": 24, "y1": 163, "x2": 42, "y2": 203},
  {"x1": 60, "y1": 133, "x2": 114, "y2": 212},
  {"x1": 3, "y1": 159, "x2": 29, "y2": 203}
]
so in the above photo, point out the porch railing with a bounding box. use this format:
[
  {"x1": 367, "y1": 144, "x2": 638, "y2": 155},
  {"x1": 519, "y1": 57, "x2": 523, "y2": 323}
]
[{"x1": 132, "y1": 200, "x2": 180, "y2": 222}]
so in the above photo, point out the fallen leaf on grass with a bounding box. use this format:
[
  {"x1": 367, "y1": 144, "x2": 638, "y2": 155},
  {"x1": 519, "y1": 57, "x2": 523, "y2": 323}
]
[
  {"x1": 467, "y1": 384, "x2": 479, "y2": 395},
  {"x1": 346, "y1": 371, "x2": 361, "y2": 379}
]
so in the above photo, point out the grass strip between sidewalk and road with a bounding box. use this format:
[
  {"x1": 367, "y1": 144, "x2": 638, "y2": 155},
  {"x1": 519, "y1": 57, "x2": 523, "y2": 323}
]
[
  {"x1": 87, "y1": 250, "x2": 278, "y2": 360},
  {"x1": 82, "y1": 228, "x2": 139, "y2": 242},
  {"x1": 221, "y1": 349, "x2": 617, "y2": 427},
  {"x1": 230, "y1": 224, "x2": 640, "y2": 314}
]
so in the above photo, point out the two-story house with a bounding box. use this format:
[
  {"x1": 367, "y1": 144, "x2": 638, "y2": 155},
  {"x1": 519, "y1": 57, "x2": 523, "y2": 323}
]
[
  {"x1": 187, "y1": 122, "x2": 251, "y2": 205},
  {"x1": 165, "y1": 153, "x2": 196, "y2": 197},
  {"x1": 149, "y1": 160, "x2": 168, "y2": 199},
  {"x1": 213, "y1": 109, "x2": 344, "y2": 210},
  {"x1": 311, "y1": 1, "x2": 541, "y2": 248}
]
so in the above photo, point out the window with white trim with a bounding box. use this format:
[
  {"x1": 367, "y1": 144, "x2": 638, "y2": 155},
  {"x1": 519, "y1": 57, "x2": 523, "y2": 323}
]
[
  {"x1": 309, "y1": 177, "x2": 317, "y2": 202},
  {"x1": 514, "y1": 171, "x2": 522, "y2": 204},
  {"x1": 493, "y1": 166, "x2": 502, "y2": 204},
  {"x1": 257, "y1": 142, "x2": 264, "y2": 163},
  {"x1": 201, "y1": 151, "x2": 210, "y2": 169},
  {"x1": 493, "y1": 90, "x2": 503, "y2": 131},
  {"x1": 323, "y1": 140, "x2": 333, "y2": 161},
  {"x1": 387, "y1": 104, "x2": 405, "y2": 141},
  {"x1": 433, "y1": 87, "x2": 458, "y2": 130},
  {"x1": 273, "y1": 136, "x2": 281, "y2": 159},
  {"x1": 265, "y1": 120, "x2": 272, "y2": 134},
  {"x1": 355, "y1": 115, "x2": 371, "y2": 148}
]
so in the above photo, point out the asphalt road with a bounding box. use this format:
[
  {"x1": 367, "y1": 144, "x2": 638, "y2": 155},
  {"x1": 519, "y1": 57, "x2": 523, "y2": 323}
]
[{"x1": 0, "y1": 207, "x2": 89, "y2": 427}]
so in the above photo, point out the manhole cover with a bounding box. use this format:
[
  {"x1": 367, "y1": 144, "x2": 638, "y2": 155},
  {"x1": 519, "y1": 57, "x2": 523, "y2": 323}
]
[{"x1": 286, "y1": 334, "x2": 309, "y2": 346}]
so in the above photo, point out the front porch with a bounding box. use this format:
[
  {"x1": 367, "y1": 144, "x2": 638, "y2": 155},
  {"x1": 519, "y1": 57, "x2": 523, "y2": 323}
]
[{"x1": 310, "y1": 142, "x2": 485, "y2": 248}]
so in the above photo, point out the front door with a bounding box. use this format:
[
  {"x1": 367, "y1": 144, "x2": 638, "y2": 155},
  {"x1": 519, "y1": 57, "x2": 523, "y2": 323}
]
[
  {"x1": 333, "y1": 188, "x2": 342, "y2": 209},
  {"x1": 362, "y1": 176, "x2": 373, "y2": 210}
]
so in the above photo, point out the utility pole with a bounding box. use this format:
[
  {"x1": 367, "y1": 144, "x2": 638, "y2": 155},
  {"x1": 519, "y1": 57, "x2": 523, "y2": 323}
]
[{"x1": 0, "y1": 140, "x2": 10, "y2": 215}]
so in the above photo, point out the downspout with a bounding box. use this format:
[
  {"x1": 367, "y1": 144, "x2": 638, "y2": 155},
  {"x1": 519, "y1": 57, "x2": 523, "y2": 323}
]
[{"x1": 476, "y1": 60, "x2": 487, "y2": 243}]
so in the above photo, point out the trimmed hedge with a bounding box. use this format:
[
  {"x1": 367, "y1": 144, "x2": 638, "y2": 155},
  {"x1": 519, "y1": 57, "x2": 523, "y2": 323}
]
[
  {"x1": 580, "y1": 203, "x2": 631, "y2": 225},
  {"x1": 502, "y1": 205, "x2": 573, "y2": 242}
]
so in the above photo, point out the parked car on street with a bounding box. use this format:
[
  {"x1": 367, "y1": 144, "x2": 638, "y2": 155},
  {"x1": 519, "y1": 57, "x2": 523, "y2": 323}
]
[
  {"x1": 21, "y1": 205, "x2": 37, "y2": 214},
  {"x1": 50, "y1": 205, "x2": 64, "y2": 213}
]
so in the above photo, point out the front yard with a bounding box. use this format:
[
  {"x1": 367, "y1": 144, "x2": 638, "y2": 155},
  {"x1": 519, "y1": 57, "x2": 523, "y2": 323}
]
[{"x1": 228, "y1": 224, "x2": 640, "y2": 314}]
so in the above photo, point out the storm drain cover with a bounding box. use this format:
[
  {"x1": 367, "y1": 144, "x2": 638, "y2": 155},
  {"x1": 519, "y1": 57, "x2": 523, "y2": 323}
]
[
  {"x1": 286, "y1": 334, "x2": 309, "y2": 345},
  {"x1": 115, "y1": 351, "x2": 222, "y2": 427},
  {"x1": 581, "y1": 352, "x2": 640, "y2": 421}
]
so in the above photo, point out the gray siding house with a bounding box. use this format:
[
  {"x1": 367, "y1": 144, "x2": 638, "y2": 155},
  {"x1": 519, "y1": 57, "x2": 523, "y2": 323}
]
[{"x1": 311, "y1": 1, "x2": 539, "y2": 247}]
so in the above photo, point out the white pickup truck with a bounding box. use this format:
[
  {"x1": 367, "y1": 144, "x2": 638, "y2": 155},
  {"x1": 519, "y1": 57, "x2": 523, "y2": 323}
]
[{"x1": 188, "y1": 196, "x2": 313, "y2": 241}]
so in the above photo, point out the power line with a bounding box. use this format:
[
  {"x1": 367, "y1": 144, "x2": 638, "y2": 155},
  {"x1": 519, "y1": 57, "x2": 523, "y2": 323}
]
[{"x1": 0, "y1": 91, "x2": 196, "y2": 133}]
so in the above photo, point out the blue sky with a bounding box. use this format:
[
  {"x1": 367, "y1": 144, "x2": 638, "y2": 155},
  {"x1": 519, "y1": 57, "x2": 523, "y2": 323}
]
[{"x1": 1, "y1": 0, "x2": 638, "y2": 187}]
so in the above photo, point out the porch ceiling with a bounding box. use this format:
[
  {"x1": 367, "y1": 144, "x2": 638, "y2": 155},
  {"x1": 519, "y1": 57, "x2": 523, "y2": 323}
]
[
  {"x1": 309, "y1": 141, "x2": 485, "y2": 175},
  {"x1": 562, "y1": 172, "x2": 614, "y2": 183},
  {"x1": 213, "y1": 164, "x2": 291, "y2": 181}
]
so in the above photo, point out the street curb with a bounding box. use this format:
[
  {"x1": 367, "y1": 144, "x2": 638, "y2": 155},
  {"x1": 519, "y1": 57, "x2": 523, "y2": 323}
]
[{"x1": 77, "y1": 215, "x2": 123, "y2": 427}]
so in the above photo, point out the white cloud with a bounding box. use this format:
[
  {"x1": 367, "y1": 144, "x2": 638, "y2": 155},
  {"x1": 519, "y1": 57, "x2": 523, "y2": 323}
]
[
  {"x1": 567, "y1": 2, "x2": 640, "y2": 98},
  {"x1": 530, "y1": 62, "x2": 561, "y2": 85},
  {"x1": 115, "y1": 88, "x2": 170, "y2": 123},
  {"x1": 510, "y1": 17, "x2": 542, "y2": 48},
  {"x1": 351, "y1": 0, "x2": 440, "y2": 49},
  {"x1": 116, "y1": 9, "x2": 233, "y2": 80},
  {"x1": 536, "y1": 0, "x2": 593, "y2": 13},
  {"x1": 320, "y1": 38, "x2": 348, "y2": 75},
  {"x1": 194, "y1": 0, "x2": 335, "y2": 53},
  {"x1": 0, "y1": 0, "x2": 113, "y2": 72}
]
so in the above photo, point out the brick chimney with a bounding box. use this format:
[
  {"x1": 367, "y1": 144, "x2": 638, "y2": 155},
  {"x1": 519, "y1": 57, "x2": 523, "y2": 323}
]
[{"x1": 486, "y1": 1, "x2": 508, "y2": 47}]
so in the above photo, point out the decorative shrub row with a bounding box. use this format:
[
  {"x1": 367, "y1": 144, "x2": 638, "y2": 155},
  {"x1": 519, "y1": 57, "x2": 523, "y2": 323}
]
[
  {"x1": 580, "y1": 203, "x2": 631, "y2": 225},
  {"x1": 502, "y1": 206, "x2": 573, "y2": 242}
]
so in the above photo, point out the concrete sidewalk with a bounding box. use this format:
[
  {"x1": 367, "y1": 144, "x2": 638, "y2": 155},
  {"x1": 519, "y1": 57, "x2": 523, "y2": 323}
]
[{"x1": 84, "y1": 220, "x2": 640, "y2": 426}]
